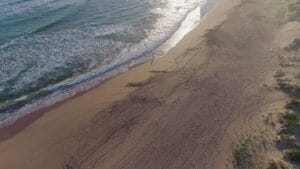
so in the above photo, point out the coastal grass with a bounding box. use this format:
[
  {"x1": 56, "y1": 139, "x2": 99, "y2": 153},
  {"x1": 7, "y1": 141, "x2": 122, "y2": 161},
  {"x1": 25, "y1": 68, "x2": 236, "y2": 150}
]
[
  {"x1": 268, "y1": 3, "x2": 300, "y2": 165},
  {"x1": 283, "y1": 113, "x2": 300, "y2": 126},
  {"x1": 267, "y1": 160, "x2": 292, "y2": 169},
  {"x1": 279, "y1": 100, "x2": 300, "y2": 165},
  {"x1": 284, "y1": 39, "x2": 300, "y2": 55},
  {"x1": 233, "y1": 132, "x2": 269, "y2": 169},
  {"x1": 278, "y1": 83, "x2": 300, "y2": 166},
  {"x1": 233, "y1": 142, "x2": 256, "y2": 169},
  {"x1": 288, "y1": 145, "x2": 300, "y2": 164},
  {"x1": 287, "y1": 99, "x2": 300, "y2": 112},
  {"x1": 278, "y1": 82, "x2": 300, "y2": 99}
]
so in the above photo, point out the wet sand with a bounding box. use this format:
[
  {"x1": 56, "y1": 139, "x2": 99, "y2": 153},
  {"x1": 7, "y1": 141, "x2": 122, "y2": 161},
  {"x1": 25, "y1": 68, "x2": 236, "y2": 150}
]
[{"x1": 0, "y1": 0, "x2": 291, "y2": 168}]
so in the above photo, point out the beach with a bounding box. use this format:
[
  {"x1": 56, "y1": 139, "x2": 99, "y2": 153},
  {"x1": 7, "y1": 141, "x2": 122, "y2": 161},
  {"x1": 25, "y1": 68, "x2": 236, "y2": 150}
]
[{"x1": 0, "y1": 0, "x2": 298, "y2": 168}]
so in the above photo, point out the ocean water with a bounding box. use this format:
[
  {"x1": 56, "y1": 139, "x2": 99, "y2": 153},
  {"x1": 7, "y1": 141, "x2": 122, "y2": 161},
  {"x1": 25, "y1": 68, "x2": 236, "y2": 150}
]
[{"x1": 0, "y1": 0, "x2": 219, "y2": 127}]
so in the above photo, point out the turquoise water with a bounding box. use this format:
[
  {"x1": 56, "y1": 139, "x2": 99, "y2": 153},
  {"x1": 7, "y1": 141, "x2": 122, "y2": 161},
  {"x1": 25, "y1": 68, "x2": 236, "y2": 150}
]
[{"x1": 0, "y1": 0, "x2": 218, "y2": 126}]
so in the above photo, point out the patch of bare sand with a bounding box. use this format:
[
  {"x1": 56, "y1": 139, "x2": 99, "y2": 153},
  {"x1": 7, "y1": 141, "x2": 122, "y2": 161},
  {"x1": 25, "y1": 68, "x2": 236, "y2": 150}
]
[{"x1": 0, "y1": 0, "x2": 293, "y2": 169}]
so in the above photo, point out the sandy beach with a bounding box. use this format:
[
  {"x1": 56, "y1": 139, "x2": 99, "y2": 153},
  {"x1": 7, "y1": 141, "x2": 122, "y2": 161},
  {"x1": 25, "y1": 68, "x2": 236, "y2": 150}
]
[{"x1": 0, "y1": 0, "x2": 298, "y2": 168}]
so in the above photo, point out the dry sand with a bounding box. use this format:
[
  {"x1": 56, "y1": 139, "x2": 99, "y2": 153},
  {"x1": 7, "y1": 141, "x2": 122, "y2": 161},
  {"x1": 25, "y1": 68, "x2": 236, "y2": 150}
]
[{"x1": 0, "y1": 0, "x2": 293, "y2": 168}]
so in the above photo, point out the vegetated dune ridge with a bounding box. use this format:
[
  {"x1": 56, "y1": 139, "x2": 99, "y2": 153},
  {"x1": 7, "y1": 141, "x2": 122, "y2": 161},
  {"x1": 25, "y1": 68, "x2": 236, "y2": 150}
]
[{"x1": 0, "y1": 0, "x2": 292, "y2": 168}]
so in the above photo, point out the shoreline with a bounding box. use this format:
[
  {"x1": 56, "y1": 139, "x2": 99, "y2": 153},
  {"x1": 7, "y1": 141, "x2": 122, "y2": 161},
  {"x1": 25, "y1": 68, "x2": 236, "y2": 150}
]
[
  {"x1": 0, "y1": 0, "x2": 223, "y2": 141},
  {"x1": 0, "y1": 0, "x2": 219, "y2": 129}
]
